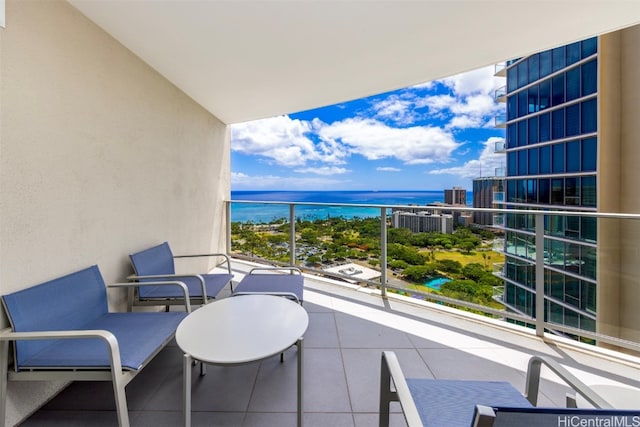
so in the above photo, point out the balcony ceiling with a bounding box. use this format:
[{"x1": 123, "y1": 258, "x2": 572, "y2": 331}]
[{"x1": 69, "y1": 1, "x2": 640, "y2": 125}]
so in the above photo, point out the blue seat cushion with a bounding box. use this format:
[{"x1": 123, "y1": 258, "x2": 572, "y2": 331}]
[
  {"x1": 234, "y1": 274, "x2": 304, "y2": 302},
  {"x1": 138, "y1": 273, "x2": 232, "y2": 299},
  {"x1": 17, "y1": 312, "x2": 187, "y2": 371},
  {"x1": 406, "y1": 379, "x2": 533, "y2": 427}
]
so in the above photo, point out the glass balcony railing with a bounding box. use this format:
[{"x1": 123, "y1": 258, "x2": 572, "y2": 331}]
[
  {"x1": 494, "y1": 112, "x2": 506, "y2": 128},
  {"x1": 227, "y1": 199, "x2": 640, "y2": 355},
  {"x1": 494, "y1": 167, "x2": 506, "y2": 177},
  {"x1": 494, "y1": 140, "x2": 506, "y2": 153},
  {"x1": 493, "y1": 192, "x2": 505, "y2": 203},
  {"x1": 494, "y1": 63, "x2": 506, "y2": 77},
  {"x1": 494, "y1": 85, "x2": 506, "y2": 102}
]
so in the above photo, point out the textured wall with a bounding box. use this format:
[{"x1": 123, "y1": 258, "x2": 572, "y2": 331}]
[
  {"x1": 598, "y1": 25, "x2": 640, "y2": 346},
  {"x1": 0, "y1": 1, "x2": 230, "y2": 424}
]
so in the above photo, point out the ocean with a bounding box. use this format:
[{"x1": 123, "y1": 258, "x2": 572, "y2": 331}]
[{"x1": 230, "y1": 190, "x2": 448, "y2": 223}]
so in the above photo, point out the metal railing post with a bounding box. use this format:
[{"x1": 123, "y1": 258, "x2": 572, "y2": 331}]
[
  {"x1": 290, "y1": 204, "x2": 296, "y2": 266},
  {"x1": 381, "y1": 207, "x2": 388, "y2": 297},
  {"x1": 535, "y1": 213, "x2": 545, "y2": 337},
  {"x1": 226, "y1": 201, "x2": 232, "y2": 255}
]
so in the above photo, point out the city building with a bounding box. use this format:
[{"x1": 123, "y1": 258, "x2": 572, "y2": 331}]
[
  {"x1": 472, "y1": 176, "x2": 505, "y2": 227},
  {"x1": 499, "y1": 27, "x2": 640, "y2": 341},
  {"x1": 444, "y1": 186, "x2": 467, "y2": 205},
  {"x1": 391, "y1": 211, "x2": 454, "y2": 234}
]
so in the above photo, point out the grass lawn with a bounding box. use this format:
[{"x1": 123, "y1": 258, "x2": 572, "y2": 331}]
[{"x1": 423, "y1": 249, "x2": 505, "y2": 268}]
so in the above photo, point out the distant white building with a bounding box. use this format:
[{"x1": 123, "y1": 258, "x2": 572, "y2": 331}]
[
  {"x1": 323, "y1": 263, "x2": 381, "y2": 283},
  {"x1": 391, "y1": 211, "x2": 453, "y2": 234}
]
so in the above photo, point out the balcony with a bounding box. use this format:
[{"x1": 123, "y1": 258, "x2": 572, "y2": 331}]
[
  {"x1": 15, "y1": 201, "x2": 640, "y2": 425},
  {"x1": 494, "y1": 85, "x2": 507, "y2": 103},
  {"x1": 494, "y1": 62, "x2": 507, "y2": 77},
  {"x1": 494, "y1": 140, "x2": 506, "y2": 153},
  {"x1": 23, "y1": 258, "x2": 640, "y2": 426},
  {"x1": 494, "y1": 112, "x2": 507, "y2": 128},
  {"x1": 225, "y1": 200, "x2": 639, "y2": 350}
]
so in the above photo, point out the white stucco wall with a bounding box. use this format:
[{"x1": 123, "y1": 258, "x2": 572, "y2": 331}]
[{"x1": 0, "y1": 1, "x2": 230, "y2": 424}]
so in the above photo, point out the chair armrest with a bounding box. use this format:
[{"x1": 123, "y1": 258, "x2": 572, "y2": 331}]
[
  {"x1": 249, "y1": 267, "x2": 302, "y2": 275},
  {"x1": 379, "y1": 351, "x2": 422, "y2": 427},
  {"x1": 174, "y1": 252, "x2": 232, "y2": 274},
  {"x1": 524, "y1": 355, "x2": 613, "y2": 408},
  {"x1": 232, "y1": 291, "x2": 300, "y2": 304},
  {"x1": 0, "y1": 329, "x2": 124, "y2": 373},
  {"x1": 110, "y1": 281, "x2": 191, "y2": 312},
  {"x1": 127, "y1": 273, "x2": 207, "y2": 301}
]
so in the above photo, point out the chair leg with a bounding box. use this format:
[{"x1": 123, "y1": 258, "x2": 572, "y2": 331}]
[
  {"x1": 379, "y1": 352, "x2": 392, "y2": 427},
  {"x1": 111, "y1": 371, "x2": 130, "y2": 427},
  {"x1": 280, "y1": 352, "x2": 284, "y2": 363},
  {"x1": 0, "y1": 341, "x2": 8, "y2": 427}
]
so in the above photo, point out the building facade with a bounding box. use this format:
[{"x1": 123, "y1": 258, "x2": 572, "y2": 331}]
[
  {"x1": 472, "y1": 177, "x2": 504, "y2": 227},
  {"x1": 501, "y1": 36, "x2": 599, "y2": 333},
  {"x1": 500, "y1": 27, "x2": 640, "y2": 344},
  {"x1": 392, "y1": 211, "x2": 454, "y2": 234},
  {"x1": 444, "y1": 186, "x2": 467, "y2": 205}
]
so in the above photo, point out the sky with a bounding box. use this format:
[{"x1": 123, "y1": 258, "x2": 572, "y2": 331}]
[{"x1": 230, "y1": 65, "x2": 506, "y2": 192}]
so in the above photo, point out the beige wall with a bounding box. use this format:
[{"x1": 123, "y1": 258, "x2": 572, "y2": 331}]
[
  {"x1": 0, "y1": 1, "x2": 230, "y2": 423},
  {"x1": 598, "y1": 25, "x2": 640, "y2": 345},
  {"x1": 617, "y1": 25, "x2": 640, "y2": 344}
]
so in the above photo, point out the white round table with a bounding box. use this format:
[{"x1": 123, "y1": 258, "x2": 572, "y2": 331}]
[{"x1": 176, "y1": 294, "x2": 309, "y2": 426}]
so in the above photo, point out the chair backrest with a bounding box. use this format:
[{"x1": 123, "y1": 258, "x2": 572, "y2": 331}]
[
  {"x1": 129, "y1": 242, "x2": 176, "y2": 276},
  {"x1": 473, "y1": 405, "x2": 640, "y2": 427},
  {"x1": 2, "y1": 265, "x2": 109, "y2": 367}
]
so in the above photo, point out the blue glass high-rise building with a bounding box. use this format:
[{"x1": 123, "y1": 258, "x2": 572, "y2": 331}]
[
  {"x1": 501, "y1": 38, "x2": 599, "y2": 333},
  {"x1": 498, "y1": 26, "x2": 640, "y2": 346}
]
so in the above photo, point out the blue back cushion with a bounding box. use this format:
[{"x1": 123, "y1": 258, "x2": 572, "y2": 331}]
[
  {"x1": 129, "y1": 242, "x2": 175, "y2": 276},
  {"x1": 2, "y1": 265, "x2": 109, "y2": 366}
]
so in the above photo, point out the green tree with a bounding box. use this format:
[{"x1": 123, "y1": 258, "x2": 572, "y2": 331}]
[
  {"x1": 402, "y1": 265, "x2": 437, "y2": 282},
  {"x1": 436, "y1": 259, "x2": 462, "y2": 273},
  {"x1": 389, "y1": 259, "x2": 409, "y2": 270},
  {"x1": 462, "y1": 263, "x2": 485, "y2": 281}
]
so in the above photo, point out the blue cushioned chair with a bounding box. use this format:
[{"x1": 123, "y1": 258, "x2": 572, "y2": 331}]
[
  {"x1": 379, "y1": 351, "x2": 626, "y2": 427},
  {"x1": 233, "y1": 267, "x2": 304, "y2": 304},
  {"x1": 128, "y1": 241, "x2": 233, "y2": 310},
  {"x1": 0, "y1": 265, "x2": 189, "y2": 427}
]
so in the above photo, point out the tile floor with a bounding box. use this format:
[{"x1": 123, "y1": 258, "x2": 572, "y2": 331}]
[{"x1": 18, "y1": 263, "x2": 640, "y2": 426}]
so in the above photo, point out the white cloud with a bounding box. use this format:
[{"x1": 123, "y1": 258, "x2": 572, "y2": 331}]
[
  {"x1": 372, "y1": 96, "x2": 416, "y2": 125},
  {"x1": 410, "y1": 81, "x2": 434, "y2": 90},
  {"x1": 377, "y1": 167, "x2": 401, "y2": 172},
  {"x1": 429, "y1": 136, "x2": 506, "y2": 178},
  {"x1": 293, "y1": 166, "x2": 350, "y2": 175},
  {"x1": 439, "y1": 65, "x2": 502, "y2": 96},
  {"x1": 231, "y1": 172, "x2": 346, "y2": 190},
  {"x1": 446, "y1": 115, "x2": 484, "y2": 130},
  {"x1": 318, "y1": 118, "x2": 460, "y2": 165},
  {"x1": 231, "y1": 115, "x2": 348, "y2": 167},
  {"x1": 418, "y1": 94, "x2": 457, "y2": 111}
]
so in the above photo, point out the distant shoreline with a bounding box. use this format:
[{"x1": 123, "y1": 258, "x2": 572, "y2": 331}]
[{"x1": 230, "y1": 189, "x2": 470, "y2": 223}]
